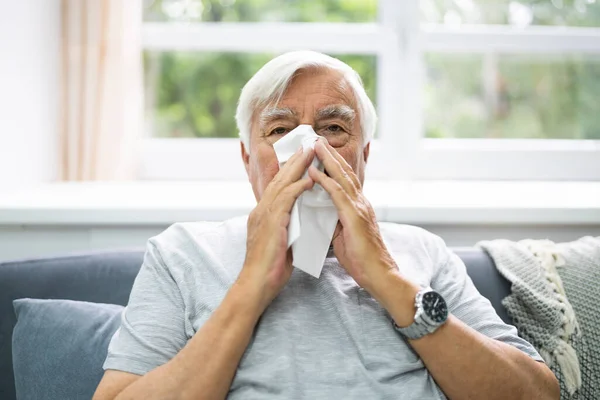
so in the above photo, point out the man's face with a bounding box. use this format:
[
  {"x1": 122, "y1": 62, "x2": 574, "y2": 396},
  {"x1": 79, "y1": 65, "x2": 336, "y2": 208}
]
[{"x1": 241, "y1": 68, "x2": 370, "y2": 201}]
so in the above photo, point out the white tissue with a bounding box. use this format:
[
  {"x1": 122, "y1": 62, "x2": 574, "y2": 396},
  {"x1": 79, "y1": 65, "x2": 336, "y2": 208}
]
[{"x1": 273, "y1": 125, "x2": 338, "y2": 278}]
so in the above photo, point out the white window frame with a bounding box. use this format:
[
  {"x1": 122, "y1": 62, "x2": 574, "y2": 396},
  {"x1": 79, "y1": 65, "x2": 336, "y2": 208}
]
[{"x1": 140, "y1": 1, "x2": 600, "y2": 181}]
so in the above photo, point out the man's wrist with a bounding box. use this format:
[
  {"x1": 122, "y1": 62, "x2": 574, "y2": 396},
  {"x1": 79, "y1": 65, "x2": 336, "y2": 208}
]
[
  {"x1": 230, "y1": 275, "x2": 270, "y2": 318},
  {"x1": 369, "y1": 268, "x2": 421, "y2": 328}
]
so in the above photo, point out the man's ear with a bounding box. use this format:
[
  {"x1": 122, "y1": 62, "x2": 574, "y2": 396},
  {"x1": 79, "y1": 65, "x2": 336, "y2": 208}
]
[
  {"x1": 240, "y1": 141, "x2": 250, "y2": 176},
  {"x1": 363, "y1": 142, "x2": 371, "y2": 163}
]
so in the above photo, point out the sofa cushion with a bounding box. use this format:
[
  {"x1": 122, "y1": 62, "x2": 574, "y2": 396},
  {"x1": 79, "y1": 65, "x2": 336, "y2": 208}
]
[
  {"x1": 12, "y1": 299, "x2": 123, "y2": 400},
  {"x1": 0, "y1": 250, "x2": 143, "y2": 400}
]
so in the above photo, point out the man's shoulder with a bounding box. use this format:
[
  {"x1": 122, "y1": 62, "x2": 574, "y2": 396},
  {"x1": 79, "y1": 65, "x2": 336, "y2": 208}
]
[
  {"x1": 148, "y1": 216, "x2": 248, "y2": 260},
  {"x1": 378, "y1": 223, "x2": 449, "y2": 274},
  {"x1": 378, "y1": 222, "x2": 446, "y2": 249}
]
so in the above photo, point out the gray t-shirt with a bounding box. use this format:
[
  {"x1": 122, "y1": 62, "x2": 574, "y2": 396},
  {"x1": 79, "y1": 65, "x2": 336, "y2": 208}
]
[{"x1": 104, "y1": 216, "x2": 542, "y2": 399}]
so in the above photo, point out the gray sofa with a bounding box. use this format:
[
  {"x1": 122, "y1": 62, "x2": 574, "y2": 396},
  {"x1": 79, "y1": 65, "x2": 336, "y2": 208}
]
[{"x1": 0, "y1": 248, "x2": 512, "y2": 400}]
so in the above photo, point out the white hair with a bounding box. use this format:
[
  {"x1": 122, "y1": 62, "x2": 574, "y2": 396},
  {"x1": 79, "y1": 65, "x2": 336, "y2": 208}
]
[{"x1": 235, "y1": 50, "x2": 377, "y2": 150}]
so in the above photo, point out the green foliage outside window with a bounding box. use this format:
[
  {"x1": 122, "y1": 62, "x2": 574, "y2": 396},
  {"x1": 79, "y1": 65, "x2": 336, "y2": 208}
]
[{"x1": 144, "y1": 0, "x2": 600, "y2": 140}]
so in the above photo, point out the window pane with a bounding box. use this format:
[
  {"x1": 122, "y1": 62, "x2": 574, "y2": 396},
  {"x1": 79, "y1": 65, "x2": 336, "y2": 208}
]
[
  {"x1": 424, "y1": 53, "x2": 600, "y2": 139},
  {"x1": 144, "y1": 0, "x2": 377, "y2": 22},
  {"x1": 144, "y1": 52, "x2": 377, "y2": 138},
  {"x1": 421, "y1": 0, "x2": 600, "y2": 27}
]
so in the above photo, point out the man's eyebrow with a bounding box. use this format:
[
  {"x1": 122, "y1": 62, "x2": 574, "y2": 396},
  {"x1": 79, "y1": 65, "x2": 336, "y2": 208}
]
[
  {"x1": 315, "y1": 105, "x2": 356, "y2": 125},
  {"x1": 259, "y1": 107, "x2": 297, "y2": 126}
]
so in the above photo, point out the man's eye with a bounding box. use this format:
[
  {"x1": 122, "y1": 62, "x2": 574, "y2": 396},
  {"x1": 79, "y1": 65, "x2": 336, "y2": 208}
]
[
  {"x1": 270, "y1": 127, "x2": 288, "y2": 136},
  {"x1": 326, "y1": 125, "x2": 343, "y2": 133}
]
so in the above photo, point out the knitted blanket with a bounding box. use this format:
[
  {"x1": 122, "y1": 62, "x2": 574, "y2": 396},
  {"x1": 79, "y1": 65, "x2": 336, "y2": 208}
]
[{"x1": 478, "y1": 237, "x2": 600, "y2": 400}]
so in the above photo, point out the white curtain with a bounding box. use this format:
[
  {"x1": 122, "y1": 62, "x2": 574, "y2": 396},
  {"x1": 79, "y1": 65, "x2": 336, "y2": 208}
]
[{"x1": 60, "y1": 0, "x2": 142, "y2": 181}]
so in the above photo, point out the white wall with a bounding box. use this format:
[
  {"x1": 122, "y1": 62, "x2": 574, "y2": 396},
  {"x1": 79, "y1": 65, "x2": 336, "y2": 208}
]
[{"x1": 0, "y1": 0, "x2": 60, "y2": 185}]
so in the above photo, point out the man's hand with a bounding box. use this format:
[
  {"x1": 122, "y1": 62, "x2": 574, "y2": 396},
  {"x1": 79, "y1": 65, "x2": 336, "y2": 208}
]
[
  {"x1": 308, "y1": 140, "x2": 395, "y2": 293},
  {"x1": 239, "y1": 146, "x2": 315, "y2": 311}
]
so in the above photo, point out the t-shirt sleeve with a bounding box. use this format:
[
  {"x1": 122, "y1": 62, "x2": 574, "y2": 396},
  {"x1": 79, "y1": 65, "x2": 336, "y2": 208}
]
[
  {"x1": 430, "y1": 247, "x2": 544, "y2": 363},
  {"x1": 103, "y1": 240, "x2": 188, "y2": 375}
]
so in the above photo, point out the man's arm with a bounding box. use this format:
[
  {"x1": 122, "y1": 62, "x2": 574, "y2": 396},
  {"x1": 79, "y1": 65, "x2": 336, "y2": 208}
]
[
  {"x1": 94, "y1": 281, "x2": 264, "y2": 400},
  {"x1": 308, "y1": 139, "x2": 559, "y2": 400},
  {"x1": 371, "y1": 272, "x2": 560, "y2": 400},
  {"x1": 94, "y1": 146, "x2": 316, "y2": 400}
]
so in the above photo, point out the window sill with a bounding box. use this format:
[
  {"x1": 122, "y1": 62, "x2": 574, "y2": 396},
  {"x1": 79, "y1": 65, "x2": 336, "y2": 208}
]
[{"x1": 0, "y1": 181, "x2": 598, "y2": 226}]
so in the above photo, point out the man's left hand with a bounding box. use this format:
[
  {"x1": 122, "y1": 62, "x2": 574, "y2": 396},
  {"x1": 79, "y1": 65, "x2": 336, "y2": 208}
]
[{"x1": 308, "y1": 139, "x2": 397, "y2": 293}]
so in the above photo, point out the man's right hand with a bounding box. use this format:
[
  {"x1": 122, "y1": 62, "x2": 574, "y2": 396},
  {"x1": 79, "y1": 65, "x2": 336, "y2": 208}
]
[
  {"x1": 238, "y1": 146, "x2": 315, "y2": 311},
  {"x1": 94, "y1": 153, "x2": 314, "y2": 400}
]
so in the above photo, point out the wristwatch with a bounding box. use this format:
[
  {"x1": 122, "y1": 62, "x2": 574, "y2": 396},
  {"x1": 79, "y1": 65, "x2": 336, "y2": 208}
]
[{"x1": 393, "y1": 287, "x2": 449, "y2": 340}]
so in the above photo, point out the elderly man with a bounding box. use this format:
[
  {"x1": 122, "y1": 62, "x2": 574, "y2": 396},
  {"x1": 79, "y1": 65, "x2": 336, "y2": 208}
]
[{"x1": 94, "y1": 51, "x2": 558, "y2": 400}]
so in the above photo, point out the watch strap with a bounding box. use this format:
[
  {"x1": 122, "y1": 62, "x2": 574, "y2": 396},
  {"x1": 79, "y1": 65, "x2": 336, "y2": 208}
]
[{"x1": 393, "y1": 287, "x2": 446, "y2": 340}]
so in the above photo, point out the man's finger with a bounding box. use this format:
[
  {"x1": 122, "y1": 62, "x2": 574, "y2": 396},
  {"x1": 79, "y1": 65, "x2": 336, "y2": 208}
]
[
  {"x1": 265, "y1": 147, "x2": 315, "y2": 199},
  {"x1": 323, "y1": 140, "x2": 361, "y2": 189},
  {"x1": 274, "y1": 177, "x2": 315, "y2": 215},
  {"x1": 280, "y1": 147, "x2": 314, "y2": 183},
  {"x1": 307, "y1": 165, "x2": 353, "y2": 216},
  {"x1": 314, "y1": 140, "x2": 357, "y2": 196}
]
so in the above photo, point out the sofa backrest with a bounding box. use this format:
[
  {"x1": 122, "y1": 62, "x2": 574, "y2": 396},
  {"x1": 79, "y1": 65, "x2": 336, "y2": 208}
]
[
  {"x1": 0, "y1": 250, "x2": 144, "y2": 400},
  {"x1": 0, "y1": 247, "x2": 511, "y2": 400},
  {"x1": 454, "y1": 247, "x2": 512, "y2": 323}
]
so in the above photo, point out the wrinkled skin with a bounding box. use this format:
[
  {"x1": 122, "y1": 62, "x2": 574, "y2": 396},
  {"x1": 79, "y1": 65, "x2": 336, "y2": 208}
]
[
  {"x1": 242, "y1": 67, "x2": 368, "y2": 199},
  {"x1": 240, "y1": 67, "x2": 395, "y2": 305}
]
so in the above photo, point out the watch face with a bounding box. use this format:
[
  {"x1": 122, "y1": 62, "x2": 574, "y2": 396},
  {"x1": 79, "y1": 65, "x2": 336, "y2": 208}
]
[{"x1": 422, "y1": 291, "x2": 448, "y2": 323}]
